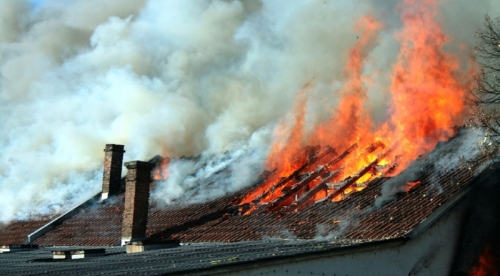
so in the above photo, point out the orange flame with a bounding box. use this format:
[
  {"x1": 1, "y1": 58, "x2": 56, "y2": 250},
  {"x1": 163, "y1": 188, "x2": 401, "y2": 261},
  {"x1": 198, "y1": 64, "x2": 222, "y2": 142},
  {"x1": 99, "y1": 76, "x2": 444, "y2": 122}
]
[
  {"x1": 379, "y1": 0, "x2": 470, "y2": 175},
  {"x1": 404, "y1": 181, "x2": 420, "y2": 192},
  {"x1": 266, "y1": 82, "x2": 312, "y2": 178},
  {"x1": 235, "y1": 0, "x2": 475, "y2": 213},
  {"x1": 152, "y1": 157, "x2": 170, "y2": 181},
  {"x1": 238, "y1": 83, "x2": 312, "y2": 205}
]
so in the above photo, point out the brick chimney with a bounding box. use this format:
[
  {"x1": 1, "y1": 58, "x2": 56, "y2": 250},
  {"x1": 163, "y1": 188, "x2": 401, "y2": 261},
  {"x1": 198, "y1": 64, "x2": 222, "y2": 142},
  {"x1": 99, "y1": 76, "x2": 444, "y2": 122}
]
[
  {"x1": 101, "y1": 144, "x2": 125, "y2": 200},
  {"x1": 121, "y1": 161, "x2": 154, "y2": 246}
]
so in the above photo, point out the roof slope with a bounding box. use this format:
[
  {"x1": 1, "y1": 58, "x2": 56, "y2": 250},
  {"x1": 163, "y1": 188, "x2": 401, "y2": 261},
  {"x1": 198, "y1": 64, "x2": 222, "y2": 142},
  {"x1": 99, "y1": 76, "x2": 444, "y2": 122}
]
[
  {"x1": 0, "y1": 240, "x2": 395, "y2": 276},
  {"x1": 148, "y1": 163, "x2": 479, "y2": 243},
  {"x1": 34, "y1": 197, "x2": 124, "y2": 246},
  {"x1": 0, "y1": 218, "x2": 54, "y2": 245},
  {"x1": 30, "y1": 129, "x2": 488, "y2": 246}
]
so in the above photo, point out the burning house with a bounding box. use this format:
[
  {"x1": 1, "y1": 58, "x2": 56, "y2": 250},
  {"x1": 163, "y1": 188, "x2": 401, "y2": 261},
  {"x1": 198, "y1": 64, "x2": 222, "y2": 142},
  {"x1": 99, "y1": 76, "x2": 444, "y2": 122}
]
[
  {"x1": 0, "y1": 129, "x2": 498, "y2": 275},
  {"x1": 1, "y1": 0, "x2": 500, "y2": 275}
]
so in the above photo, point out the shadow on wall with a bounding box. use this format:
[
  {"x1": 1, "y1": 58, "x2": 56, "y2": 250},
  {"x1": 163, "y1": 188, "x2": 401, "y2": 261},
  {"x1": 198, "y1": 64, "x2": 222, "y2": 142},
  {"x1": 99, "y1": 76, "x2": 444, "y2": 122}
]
[{"x1": 452, "y1": 165, "x2": 500, "y2": 275}]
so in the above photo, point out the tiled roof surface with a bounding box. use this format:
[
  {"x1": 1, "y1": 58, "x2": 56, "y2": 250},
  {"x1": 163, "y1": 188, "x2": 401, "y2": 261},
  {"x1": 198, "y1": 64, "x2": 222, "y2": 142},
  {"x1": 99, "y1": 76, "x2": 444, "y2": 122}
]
[
  {"x1": 33, "y1": 157, "x2": 483, "y2": 246},
  {"x1": 35, "y1": 197, "x2": 125, "y2": 246},
  {"x1": 148, "y1": 162, "x2": 478, "y2": 243},
  {"x1": 0, "y1": 218, "x2": 54, "y2": 245},
  {"x1": 0, "y1": 240, "x2": 382, "y2": 276},
  {"x1": 344, "y1": 167, "x2": 473, "y2": 239},
  {"x1": 6, "y1": 129, "x2": 489, "y2": 246}
]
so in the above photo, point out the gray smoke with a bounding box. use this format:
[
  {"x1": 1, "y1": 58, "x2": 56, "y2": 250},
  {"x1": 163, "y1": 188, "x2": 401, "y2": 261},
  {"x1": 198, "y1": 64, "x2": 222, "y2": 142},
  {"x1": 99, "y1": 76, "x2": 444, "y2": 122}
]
[
  {"x1": 151, "y1": 127, "x2": 271, "y2": 205},
  {"x1": 0, "y1": 0, "x2": 498, "y2": 223},
  {"x1": 375, "y1": 128, "x2": 489, "y2": 207}
]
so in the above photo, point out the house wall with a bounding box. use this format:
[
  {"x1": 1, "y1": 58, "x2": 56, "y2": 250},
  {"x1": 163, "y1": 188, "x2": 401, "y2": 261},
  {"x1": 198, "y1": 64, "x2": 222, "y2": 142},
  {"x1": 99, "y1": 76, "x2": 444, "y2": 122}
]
[
  {"x1": 452, "y1": 168, "x2": 500, "y2": 274},
  {"x1": 205, "y1": 192, "x2": 468, "y2": 276}
]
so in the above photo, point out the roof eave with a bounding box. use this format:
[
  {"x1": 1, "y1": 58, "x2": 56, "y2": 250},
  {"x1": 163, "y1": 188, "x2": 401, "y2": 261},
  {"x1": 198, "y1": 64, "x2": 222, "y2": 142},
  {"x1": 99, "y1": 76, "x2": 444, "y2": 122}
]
[{"x1": 404, "y1": 161, "x2": 498, "y2": 239}]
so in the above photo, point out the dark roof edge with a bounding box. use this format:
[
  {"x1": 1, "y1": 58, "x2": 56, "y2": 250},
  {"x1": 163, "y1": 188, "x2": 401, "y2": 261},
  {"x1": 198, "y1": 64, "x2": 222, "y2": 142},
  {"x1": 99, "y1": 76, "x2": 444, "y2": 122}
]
[
  {"x1": 165, "y1": 238, "x2": 407, "y2": 276},
  {"x1": 24, "y1": 192, "x2": 101, "y2": 244},
  {"x1": 404, "y1": 160, "x2": 498, "y2": 239}
]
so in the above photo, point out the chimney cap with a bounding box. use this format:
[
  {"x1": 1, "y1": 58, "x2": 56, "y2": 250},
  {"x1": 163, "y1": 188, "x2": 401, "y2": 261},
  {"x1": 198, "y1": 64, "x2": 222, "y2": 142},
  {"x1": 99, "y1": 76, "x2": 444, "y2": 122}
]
[
  {"x1": 124, "y1": 161, "x2": 154, "y2": 169},
  {"x1": 104, "y1": 144, "x2": 125, "y2": 153}
]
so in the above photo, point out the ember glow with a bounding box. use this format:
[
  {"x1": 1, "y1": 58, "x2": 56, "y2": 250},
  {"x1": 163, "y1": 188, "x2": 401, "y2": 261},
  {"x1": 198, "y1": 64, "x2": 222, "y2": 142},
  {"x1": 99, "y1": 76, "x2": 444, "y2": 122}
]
[
  {"x1": 470, "y1": 245, "x2": 498, "y2": 276},
  {"x1": 234, "y1": 0, "x2": 474, "y2": 212}
]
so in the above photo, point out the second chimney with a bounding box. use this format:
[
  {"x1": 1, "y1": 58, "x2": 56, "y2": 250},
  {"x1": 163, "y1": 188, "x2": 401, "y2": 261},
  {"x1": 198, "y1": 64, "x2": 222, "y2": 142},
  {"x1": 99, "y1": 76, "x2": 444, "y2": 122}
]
[
  {"x1": 121, "y1": 161, "x2": 154, "y2": 246},
  {"x1": 102, "y1": 144, "x2": 125, "y2": 200}
]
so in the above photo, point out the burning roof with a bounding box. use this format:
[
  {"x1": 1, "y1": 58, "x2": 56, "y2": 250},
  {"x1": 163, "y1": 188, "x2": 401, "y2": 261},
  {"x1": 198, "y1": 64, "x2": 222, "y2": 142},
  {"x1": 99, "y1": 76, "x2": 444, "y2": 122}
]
[
  {"x1": 0, "y1": 1, "x2": 499, "y2": 274},
  {"x1": 0, "y1": 128, "x2": 481, "y2": 247},
  {"x1": 0, "y1": 1, "x2": 494, "y2": 267}
]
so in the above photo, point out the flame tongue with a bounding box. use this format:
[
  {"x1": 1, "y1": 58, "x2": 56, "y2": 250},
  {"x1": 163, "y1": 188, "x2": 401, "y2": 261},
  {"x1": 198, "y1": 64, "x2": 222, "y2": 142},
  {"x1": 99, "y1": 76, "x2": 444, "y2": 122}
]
[
  {"x1": 382, "y1": 0, "x2": 468, "y2": 174},
  {"x1": 153, "y1": 157, "x2": 170, "y2": 181},
  {"x1": 266, "y1": 166, "x2": 328, "y2": 212}
]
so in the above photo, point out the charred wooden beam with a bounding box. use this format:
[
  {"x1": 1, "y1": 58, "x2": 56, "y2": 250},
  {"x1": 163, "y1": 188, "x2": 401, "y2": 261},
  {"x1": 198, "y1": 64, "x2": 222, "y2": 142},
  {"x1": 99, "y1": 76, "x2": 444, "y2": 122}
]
[
  {"x1": 290, "y1": 168, "x2": 344, "y2": 212},
  {"x1": 326, "y1": 157, "x2": 380, "y2": 201},
  {"x1": 364, "y1": 141, "x2": 385, "y2": 154},
  {"x1": 300, "y1": 146, "x2": 337, "y2": 173},
  {"x1": 266, "y1": 166, "x2": 328, "y2": 212},
  {"x1": 265, "y1": 144, "x2": 361, "y2": 212},
  {"x1": 244, "y1": 146, "x2": 337, "y2": 205}
]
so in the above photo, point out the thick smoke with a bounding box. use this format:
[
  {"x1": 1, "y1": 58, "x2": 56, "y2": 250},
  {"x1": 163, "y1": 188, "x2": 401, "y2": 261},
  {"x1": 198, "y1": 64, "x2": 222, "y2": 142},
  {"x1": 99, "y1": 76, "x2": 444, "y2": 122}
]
[{"x1": 0, "y1": 0, "x2": 498, "y2": 223}]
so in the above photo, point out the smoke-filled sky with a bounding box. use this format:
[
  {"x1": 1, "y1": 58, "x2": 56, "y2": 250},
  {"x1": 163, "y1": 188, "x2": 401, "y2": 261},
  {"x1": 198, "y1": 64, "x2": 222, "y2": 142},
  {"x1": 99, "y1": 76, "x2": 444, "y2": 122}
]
[{"x1": 0, "y1": 0, "x2": 499, "y2": 223}]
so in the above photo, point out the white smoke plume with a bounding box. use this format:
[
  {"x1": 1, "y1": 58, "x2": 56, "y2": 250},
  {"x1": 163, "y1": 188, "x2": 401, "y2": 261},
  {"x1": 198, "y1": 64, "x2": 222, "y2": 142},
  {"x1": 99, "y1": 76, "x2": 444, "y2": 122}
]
[{"x1": 0, "y1": 0, "x2": 499, "y2": 223}]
